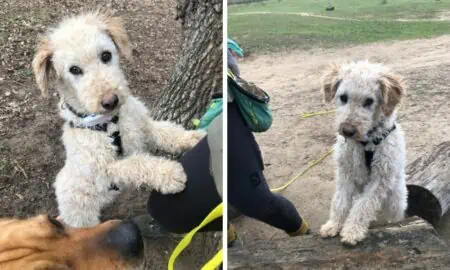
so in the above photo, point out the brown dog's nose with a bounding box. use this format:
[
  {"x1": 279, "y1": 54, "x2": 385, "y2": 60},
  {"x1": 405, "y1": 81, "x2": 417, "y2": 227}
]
[
  {"x1": 105, "y1": 220, "x2": 144, "y2": 259},
  {"x1": 101, "y1": 94, "x2": 119, "y2": 110},
  {"x1": 341, "y1": 124, "x2": 356, "y2": 138}
]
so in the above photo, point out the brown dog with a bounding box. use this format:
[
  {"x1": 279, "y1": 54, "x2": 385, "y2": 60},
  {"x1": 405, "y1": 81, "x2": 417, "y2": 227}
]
[{"x1": 0, "y1": 215, "x2": 144, "y2": 269}]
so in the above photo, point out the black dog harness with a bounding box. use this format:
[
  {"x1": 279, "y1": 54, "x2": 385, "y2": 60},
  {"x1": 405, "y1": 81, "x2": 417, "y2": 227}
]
[
  {"x1": 360, "y1": 124, "x2": 396, "y2": 173},
  {"x1": 64, "y1": 102, "x2": 122, "y2": 191}
]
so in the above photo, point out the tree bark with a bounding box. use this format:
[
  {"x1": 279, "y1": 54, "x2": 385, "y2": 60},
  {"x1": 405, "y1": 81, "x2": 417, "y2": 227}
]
[
  {"x1": 406, "y1": 141, "x2": 450, "y2": 226},
  {"x1": 152, "y1": 0, "x2": 223, "y2": 127},
  {"x1": 229, "y1": 218, "x2": 450, "y2": 270}
]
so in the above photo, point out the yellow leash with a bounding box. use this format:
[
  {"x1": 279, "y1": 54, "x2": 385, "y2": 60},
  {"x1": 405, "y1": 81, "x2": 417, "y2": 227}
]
[
  {"x1": 301, "y1": 109, "x2": 335, "y2": 119},
  {"x1": 168, "y1": 203, "x2": 223, "y2": 270},
  {"x1": 270, "y1": 107, "x2": 336, "y2": 191},
  {"x1": 201, "y1": 249, "x2": 223, "y2": 270},
  {"x1": 270, "y1": 148, "x2": 334, "y2": 192},
  {"x1": 301, "y1": 102, "x2": 403, "y2": 119}
]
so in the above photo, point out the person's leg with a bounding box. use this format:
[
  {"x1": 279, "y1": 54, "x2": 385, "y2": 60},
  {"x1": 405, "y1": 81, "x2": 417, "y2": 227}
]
[
  {"x1": 228, "y1": 103, "x2": 307, "y2": 235},
  {"x1": 147, "y1": 137, "x2": 222, "y2": 234},
  {"x1": 230, "y1": 171, "x2": 306, "y2": 234}
]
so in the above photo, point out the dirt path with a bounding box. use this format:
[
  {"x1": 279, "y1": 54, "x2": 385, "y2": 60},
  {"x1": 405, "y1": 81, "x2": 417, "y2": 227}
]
[
  {"x1": 230, "y1": 11, "x2": 358, "y2": 21},
  {"x1": 230, "y1": 11, "x2": 450, "y2": 21},
  {"x1": 233, "y1": 35, "x2": 450, "y2": 246}
]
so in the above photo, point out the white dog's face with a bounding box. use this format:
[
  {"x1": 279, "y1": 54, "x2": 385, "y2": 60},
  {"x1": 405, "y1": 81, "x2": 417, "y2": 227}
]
[
  {"x1": 322, "y1": 61, "x2": 406, "y2": 141},
  {"x1": 33, "y1": 12, "x2": 133, "y2": 115}
]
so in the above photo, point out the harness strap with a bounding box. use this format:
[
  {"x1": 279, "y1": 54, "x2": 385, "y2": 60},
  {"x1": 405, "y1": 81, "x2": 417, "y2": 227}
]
[
  {"x1": 360, "y1": 124, "x2": 397, "y2": 173},
  {"x1": 108, "y1": 183, "x2": 120, "y2": 191},
  {"x1": 64, "y1": 103, "x2": 123, "y2": 192},
  {"x1": 364, "y1": 150, "x2": 375, "y2": 173},
  {"x1": 109, "y1": 131, "x2": 123, "y2": 156}
]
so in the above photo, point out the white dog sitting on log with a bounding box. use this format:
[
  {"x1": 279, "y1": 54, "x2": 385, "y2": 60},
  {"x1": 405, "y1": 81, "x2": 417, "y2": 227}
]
[
  {"x1": 32, "y1": 12, "x2": 205, "y2": 228},
  {"x1": 319, "y1": 61, "x2": 408, "y2": 245}
]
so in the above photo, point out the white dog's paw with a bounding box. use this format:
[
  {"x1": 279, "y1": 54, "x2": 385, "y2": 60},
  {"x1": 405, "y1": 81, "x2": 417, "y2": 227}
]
[
  {"x1": 340, "y1": 225, "x2": 367, "y2": 246},
  {"x1": 320, "y1": 220, "x2": 341, "y2": 238},
  {"x1": 181, "y1": 130, "x2": 206, "y2": 151},
  {"x1": 157, "y1": 161, "x2": 187, "y2": 194}
]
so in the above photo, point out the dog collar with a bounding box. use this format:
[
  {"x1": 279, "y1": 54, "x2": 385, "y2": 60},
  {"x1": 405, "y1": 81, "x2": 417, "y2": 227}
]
[
  {"x1": 62, "y1": 101, "x2": 123, "y2": 156},
  {"x1": 62, "y1": 102, "x2": 117, "y2": 129},
  {"x1": 361, "y1": 123, "x2": 396, "y2": 173}
]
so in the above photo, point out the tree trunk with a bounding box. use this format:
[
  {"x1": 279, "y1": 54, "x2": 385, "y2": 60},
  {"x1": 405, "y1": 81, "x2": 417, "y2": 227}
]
[
  {"x1": 152, "y1": 0, "x2": 223, "y2": 127},
  {"x1": 406, "y1": 141, "x2": 450, "y2": 226},
  {"x1": 229, "y1": 218, "x2": 450, "y2": 269}
]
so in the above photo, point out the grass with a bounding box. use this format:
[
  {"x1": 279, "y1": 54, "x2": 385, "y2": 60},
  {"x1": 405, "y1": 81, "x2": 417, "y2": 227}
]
[
  {"x1": 228, "y1": 0, "x2": 450, "y2": 53},
  {"x1": 229, "y1": 0, "x2": 450, "y2": 19}
]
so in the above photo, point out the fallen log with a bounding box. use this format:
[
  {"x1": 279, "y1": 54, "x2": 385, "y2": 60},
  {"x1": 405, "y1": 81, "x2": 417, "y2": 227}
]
[
  {"x1": 228, "y1": 218, "x2": 449, "y2": 269},
  {"x1": 229, "y1": 143, "x2": 450, "y2": 269},
  {"x1": 406, "y1": 141, "x2": 450, "y2": 226}
]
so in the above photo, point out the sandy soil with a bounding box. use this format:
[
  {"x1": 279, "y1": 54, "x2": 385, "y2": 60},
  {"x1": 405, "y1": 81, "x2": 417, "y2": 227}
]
[
  {"x1": 233, "y1": 35, "x2": 450, "y2": 246},
  {"x1": 0, "y1": 0, "x2": 218, "y2": 268}
]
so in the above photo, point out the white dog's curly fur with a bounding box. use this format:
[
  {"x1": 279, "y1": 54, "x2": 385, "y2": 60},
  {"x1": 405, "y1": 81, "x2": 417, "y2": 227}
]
[
  {"x1": 319, "y1": 61, "x2": 408, "y2": 245},
  {"x1": 32, "y1": 12, "x2": 205, "y2": 228}
]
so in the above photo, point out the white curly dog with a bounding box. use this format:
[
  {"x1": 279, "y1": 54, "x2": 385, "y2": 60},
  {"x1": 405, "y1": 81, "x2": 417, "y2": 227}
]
[
  {"x1": 32, "y1": 12, "x2": 205, "y2": 228},
  {"x1": 319, "y1": 61, "x2": 408, "y2": 245}
]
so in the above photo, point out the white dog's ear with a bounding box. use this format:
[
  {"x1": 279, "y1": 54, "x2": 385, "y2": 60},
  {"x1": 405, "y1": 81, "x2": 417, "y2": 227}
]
[
  {"x1": 379, "y1": 73, "x2": 406, "y2": 116},
  {"x1": 321, "y1": 63, "x2": 341, "y2": 103},
  {"x1": 103, "y1": 16, "x2": 133, "y2": 61},
  {"x1": 32, "y1": 38, "x2": 54, "y2": 97}
]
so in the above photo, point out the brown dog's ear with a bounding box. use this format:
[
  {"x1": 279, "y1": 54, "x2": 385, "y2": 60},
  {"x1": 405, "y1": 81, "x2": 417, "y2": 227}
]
[
  {"x1": 103, "y1": 15, "x2": 133, "y2": 61},
  {"x1": 321, "y1": 63, "x2": 341, "y2": 103},
  {"x1": 32, "y1": 38, "x2": 54, "y2": 97},
  {"x1": 379, "y1": 73, "x2": 406, "y2": 116}
]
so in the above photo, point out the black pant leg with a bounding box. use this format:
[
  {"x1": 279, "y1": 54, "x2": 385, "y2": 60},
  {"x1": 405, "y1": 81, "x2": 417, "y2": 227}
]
[
  {"x1": 148, "y1": 137, "x2": 222, "y2": 234},
  {"x1": 228, "y1": 103, "x2": 302, "y2": 233}
]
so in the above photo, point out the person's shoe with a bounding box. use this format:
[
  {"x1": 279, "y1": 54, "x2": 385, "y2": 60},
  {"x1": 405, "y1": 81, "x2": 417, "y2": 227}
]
[
  {"x1": 288, "y1": 219, "x2": 311, "y2": 236},
  {"x1": 228, "y1": 223, "x2": 240, "y2": 247},
  {"x1": 132, "y1": 214, "x2": 181, "y2": 239}
]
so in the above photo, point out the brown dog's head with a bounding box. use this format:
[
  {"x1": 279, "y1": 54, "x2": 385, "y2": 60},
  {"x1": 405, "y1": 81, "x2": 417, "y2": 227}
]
[{"x1": 0, "y1": 215, "x2": 144, "y2": 269}]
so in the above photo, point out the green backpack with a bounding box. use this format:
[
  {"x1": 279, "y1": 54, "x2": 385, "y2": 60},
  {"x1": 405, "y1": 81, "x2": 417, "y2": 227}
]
[
  {"x1": 228, "y1": 72, "x2": 273, "y2": 133},
  {"x1": 194, "y1": 98, "x2": 223, "y2": 130}
]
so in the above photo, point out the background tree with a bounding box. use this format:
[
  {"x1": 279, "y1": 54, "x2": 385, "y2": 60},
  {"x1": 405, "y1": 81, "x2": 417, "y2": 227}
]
[{"x1": 152, "y1": 0, "x2": 223, "y2": 127}]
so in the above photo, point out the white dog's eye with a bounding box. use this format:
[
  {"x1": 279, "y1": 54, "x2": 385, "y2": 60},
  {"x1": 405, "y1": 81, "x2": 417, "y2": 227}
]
[
  {"x1": 101, "y1": 51, "x2": 112, "y2": 63},
  {"x1": 363, "y1": 98, "x2": 374, "y2": 108},
  {"x1": 69, "y1": 66, "x2": 83, "y2": 75},
  {"x1": 339, "y1": 94, "x2": 348, "y2": 104}
]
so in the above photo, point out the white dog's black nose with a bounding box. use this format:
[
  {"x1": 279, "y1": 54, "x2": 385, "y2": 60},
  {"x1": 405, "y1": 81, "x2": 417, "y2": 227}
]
[
  {"x1": 341, "y1": 124, "x2": 356, "y2": 137},
  {"x1": 101, "y1": 94, "x2": 119, "y2": 110}
]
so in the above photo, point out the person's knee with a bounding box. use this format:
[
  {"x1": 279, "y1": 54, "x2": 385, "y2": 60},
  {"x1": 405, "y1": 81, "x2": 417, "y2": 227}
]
[{"x1": 230, "y1": 192, "x2": 279, "y2": 221}]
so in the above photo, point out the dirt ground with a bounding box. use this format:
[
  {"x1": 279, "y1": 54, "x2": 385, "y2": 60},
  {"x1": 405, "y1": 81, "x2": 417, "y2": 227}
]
[
  {"x1": 0, "y1": 0, "x2": 218, "y2": 268},
  {"x1": 234, "y1": 35, "x2": 450, "y2": 246}
]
